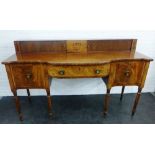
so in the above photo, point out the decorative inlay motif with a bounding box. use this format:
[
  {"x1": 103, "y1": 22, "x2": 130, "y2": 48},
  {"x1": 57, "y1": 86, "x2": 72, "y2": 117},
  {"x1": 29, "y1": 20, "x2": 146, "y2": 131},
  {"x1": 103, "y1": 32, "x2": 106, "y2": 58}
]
[{"x1": 67, "y1": 40, "x2": 87, "y2": 53}]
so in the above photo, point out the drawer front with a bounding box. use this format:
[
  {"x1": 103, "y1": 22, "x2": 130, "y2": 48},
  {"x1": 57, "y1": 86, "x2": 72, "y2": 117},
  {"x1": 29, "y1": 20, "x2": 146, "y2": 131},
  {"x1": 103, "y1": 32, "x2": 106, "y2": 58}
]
[
  {"x1": 48, "y1": 64, "x2": 110, "y2": 78},
  {"x1": 11, "y1": 64, "x2": 44, "y2": 88},
  {"x1": 110, "y1": 61, "x2": 146, "y2": 86}
]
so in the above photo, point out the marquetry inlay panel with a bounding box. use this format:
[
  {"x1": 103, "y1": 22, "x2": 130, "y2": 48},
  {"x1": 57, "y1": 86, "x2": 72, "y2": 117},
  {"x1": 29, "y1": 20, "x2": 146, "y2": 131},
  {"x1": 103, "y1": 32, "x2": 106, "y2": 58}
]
[{"x1": 66, "y1": 40, "x2": 87, "y2": 53}]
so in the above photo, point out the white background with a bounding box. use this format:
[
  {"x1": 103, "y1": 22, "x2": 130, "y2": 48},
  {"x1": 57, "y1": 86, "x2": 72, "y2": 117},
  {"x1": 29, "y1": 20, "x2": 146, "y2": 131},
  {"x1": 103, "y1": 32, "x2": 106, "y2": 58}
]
[
  {"x1": 0, "y1": 30, "x2": 155, "y2": 96},
  {"x1": 0, "y1": 0, "x2": 155, "y2": 155}
]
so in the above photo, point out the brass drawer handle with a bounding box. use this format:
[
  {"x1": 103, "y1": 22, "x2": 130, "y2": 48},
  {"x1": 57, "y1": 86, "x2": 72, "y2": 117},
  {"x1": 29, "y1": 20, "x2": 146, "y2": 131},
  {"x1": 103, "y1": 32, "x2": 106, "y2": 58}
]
[
  {"x1": 59, "y1": 70, "x2": 65, "y2": 75},
  {"x1": 124, "y1": 70, "x2": 131, "y2": 77},
  {"x1": 26, "y1": 73, "x2": 32, "y2": 79},
  {"x1": 95, "y1": 70, "x2": 101, "y2": 74}
]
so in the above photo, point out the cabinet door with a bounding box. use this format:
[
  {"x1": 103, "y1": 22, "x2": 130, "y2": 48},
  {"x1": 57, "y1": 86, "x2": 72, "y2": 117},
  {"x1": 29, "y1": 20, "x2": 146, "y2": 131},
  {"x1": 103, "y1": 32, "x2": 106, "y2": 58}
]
[
  {"x1": 108, "y1": 60, "x2": 149, "y2": 87},
  {"x1": 10, "y1": 64, "x2": 45, "y2": 88}
]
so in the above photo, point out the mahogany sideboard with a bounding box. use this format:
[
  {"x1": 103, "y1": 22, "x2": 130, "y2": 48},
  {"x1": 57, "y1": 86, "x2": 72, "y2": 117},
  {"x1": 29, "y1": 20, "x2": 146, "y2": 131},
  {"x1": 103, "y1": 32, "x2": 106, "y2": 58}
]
[{"x1": 2, "y1": 39, "x2": 153, "y2": 121}]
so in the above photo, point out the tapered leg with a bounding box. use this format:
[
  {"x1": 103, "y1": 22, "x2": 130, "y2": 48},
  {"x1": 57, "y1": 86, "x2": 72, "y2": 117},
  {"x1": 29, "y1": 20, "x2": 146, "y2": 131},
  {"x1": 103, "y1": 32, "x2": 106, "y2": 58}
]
[
  {"x1": 46, "y1": 89, "x2": 52, "y2": 117},
  {"x1": 103, "y1": 88, "x2": 111, "y2": 116},
  {"x1": 26, "y1": 89, "x2": 31, "y2": 102},
  {"x1": 120, "y1": 86, "x2": 125, "y2": 101},
  {"x1": 132, "y1": 87, "x2": 142, "y2": 116},
  {"x1": 12, "y1": 90, "x2": 23, "y2": 121}
]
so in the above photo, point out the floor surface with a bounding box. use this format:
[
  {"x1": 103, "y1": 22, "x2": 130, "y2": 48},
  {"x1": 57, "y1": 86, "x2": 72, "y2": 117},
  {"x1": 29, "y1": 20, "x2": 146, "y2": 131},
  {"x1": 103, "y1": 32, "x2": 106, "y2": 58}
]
[{"x1": 0, "y1": 93, "x2": 155, "y2": 124}]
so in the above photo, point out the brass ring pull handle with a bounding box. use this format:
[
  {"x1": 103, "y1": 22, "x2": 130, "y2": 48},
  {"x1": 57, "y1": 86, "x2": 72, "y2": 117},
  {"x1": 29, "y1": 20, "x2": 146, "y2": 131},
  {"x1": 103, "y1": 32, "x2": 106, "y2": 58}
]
[
  {"x1": 124, "y1": 70, "x2": 131, "y2": 77},
  {"x1": 95, "y1": 70, "x2": 101, "y2": 74},
  {"x1": 26, "y1": 73, "x2": 32, "y2": 79},
  {"x1": 59, "y1": 70, "x2": 65, "y2": 75}
]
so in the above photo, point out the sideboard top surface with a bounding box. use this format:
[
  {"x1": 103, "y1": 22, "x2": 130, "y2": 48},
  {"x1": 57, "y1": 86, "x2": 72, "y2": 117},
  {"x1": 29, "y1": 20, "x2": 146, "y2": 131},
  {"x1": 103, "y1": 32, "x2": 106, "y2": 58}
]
[{"x1": 2, "y1": 51, "x2": 153, "y2": 65}]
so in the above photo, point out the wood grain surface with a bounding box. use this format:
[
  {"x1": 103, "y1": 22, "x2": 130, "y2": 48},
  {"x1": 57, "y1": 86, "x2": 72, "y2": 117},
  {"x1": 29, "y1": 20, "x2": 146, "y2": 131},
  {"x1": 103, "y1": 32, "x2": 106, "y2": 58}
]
[{"x1": 2, "y1": 39, "x2": 153, "y2": 120}]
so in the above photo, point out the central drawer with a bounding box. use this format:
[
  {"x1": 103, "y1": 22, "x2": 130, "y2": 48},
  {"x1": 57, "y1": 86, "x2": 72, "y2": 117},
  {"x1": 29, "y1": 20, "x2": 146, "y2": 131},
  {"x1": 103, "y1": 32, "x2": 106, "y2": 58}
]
[{"x1": 48, "y1": 64, "x2": 110, "y2": 78}]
